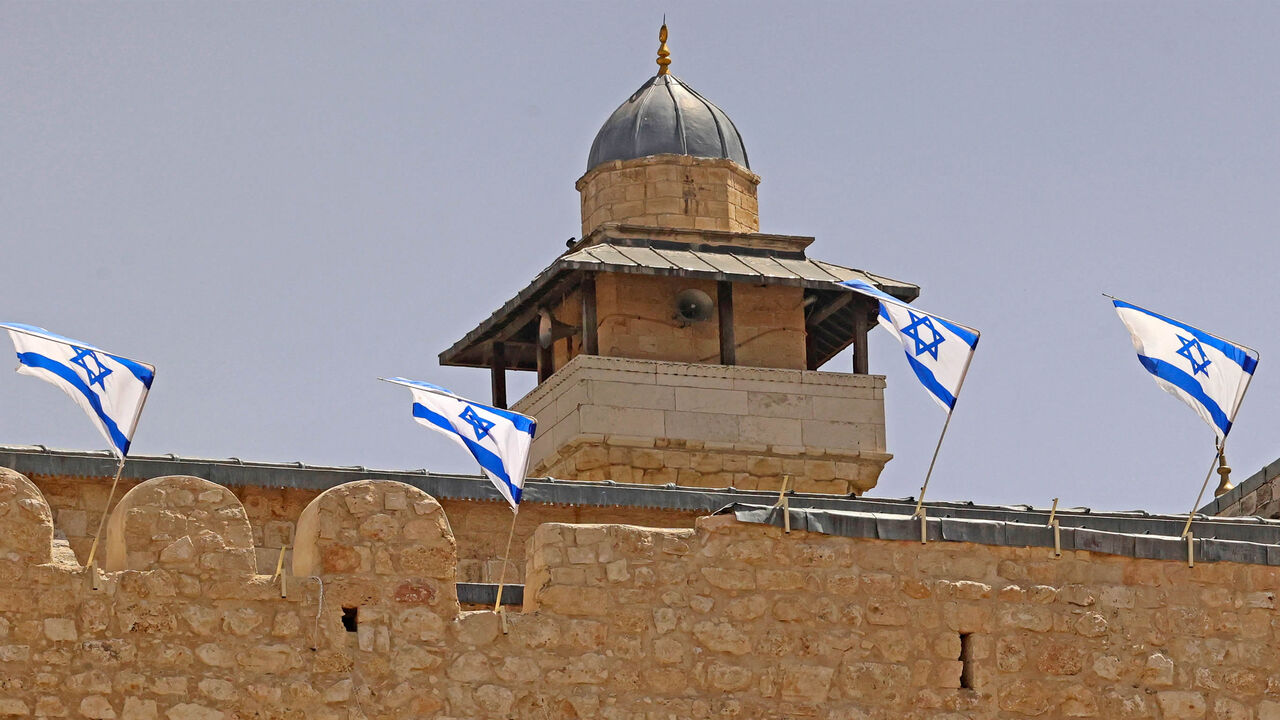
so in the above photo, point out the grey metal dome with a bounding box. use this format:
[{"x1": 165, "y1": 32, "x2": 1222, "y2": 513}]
[{"x1": 586, "y1": 73, "x2": 750, "y2": 172}]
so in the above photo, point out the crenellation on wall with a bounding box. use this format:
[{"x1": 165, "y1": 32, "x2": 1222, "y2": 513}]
[
  {"x1": 10, "y1": 468, "x2": 1280, "y2": 716},
  {"x1": 20, "y1": 470, "x2": 706, "y2": 585}
]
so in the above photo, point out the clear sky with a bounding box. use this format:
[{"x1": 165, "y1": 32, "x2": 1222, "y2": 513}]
[{"x1": 3, "y1": 2, "x2": 1279, "y2": 514}]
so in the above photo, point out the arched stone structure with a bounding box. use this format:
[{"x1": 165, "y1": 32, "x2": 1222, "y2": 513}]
[
  {"x1": 293, "y1": 479, "x2": 459, "y2": 618},
  {"x1": 0, "y1": 467, "x2": 54, "y2": 565},
  {"x1": 103, "y1": 475, "x2": 254, "y2": 575}
]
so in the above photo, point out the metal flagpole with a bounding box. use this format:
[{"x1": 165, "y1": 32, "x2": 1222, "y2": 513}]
[
  {"x1": 85, "y1": 456, "x2": 126, "y2": 569},
  {"x1": 912, "y1": 342, "x2": 977, "y2": 522},
  {"x1": 492, "y1": 510, "x2": 519, "y2": 613},
  {"x1": 1182, "y1": 440, "x2": 1224, "y2": 539},
  {"x1": 1180, "y1": 349, "x2": 1258, "y2": 539},
  {"x1": 912, "y1": 411, "x2": 954, "y2": 519}
]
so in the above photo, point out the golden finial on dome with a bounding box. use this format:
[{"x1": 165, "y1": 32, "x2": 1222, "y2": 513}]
[{"x1": 656, "y1": 19, "x2": 671, "y2": 75}]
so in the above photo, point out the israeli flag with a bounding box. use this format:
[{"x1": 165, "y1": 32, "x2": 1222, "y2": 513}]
[
  {"x1": 0, "y1": 323, "x2": 154, "y2": 458},
  {"x1": 382, "y1": 377, "x2": 536, "y2": 511},
  {"x1": 1111, "y1": 298, "x2": 1258, "y2": 440},
  {"x1": 840, "y1": 280, "x2": 980, "y2": 413}
]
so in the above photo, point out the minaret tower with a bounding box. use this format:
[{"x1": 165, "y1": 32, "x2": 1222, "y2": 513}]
[{"x1": 440, "y1": 24, "x2": 920, "y2": 495}]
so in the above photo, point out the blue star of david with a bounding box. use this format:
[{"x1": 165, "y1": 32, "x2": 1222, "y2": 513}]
[
  {"x1": 1176, "y1": 334, "x2": 1212, "y2": 377},
  {"x1": 69, "y1": 347, "x2": 112, "y2": 389},
  {"x1": 900, "y1": 311, "x2": 945, "y2": 360},
  {"x1": 458, "y1": 405, "x2": 495, "y2": 441}
]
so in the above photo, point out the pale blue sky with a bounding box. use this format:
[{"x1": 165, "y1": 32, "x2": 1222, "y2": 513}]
[{"x1": 3, "y1": 2, "x2": 1279, "y2": 513}]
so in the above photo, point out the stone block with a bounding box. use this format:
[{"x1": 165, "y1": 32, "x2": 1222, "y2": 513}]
[
  {"x1": 578, "y1": 406, "x2": 665, "y2": 438},
  {"x1": 747, "y1": 391, "x2": 812, "y2": 419},
  {"x1": 812, "y1": 396, "x2": 885, "y2": 423},
  {"x1": 1156, "y1": 692, "x2": 1206, "y2": 719},
  {"x1": 801, "y1": 420, "x2": 880, "y2": 453},
  {"x1": 590, "y1": 381, "x2": 675, "y2": 410},
  {"x1": 673, "y1": 387, "x2": 748, "y2": 414},
  {"x1": 665, "y1": 411, "x2": 739, "y2": 443},
  {"x1": 738, "y1": 416, "x2": 802, "y2": 446}
]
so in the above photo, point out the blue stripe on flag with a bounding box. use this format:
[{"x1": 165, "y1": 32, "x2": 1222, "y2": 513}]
[
  {"x1": 412, "y1": 402, "x2": 523, "y2": 504},
  {"x1": 935, "y1": 316, "x2": 979, "y2": 348},
  {"x1": 1113, "y1": 301, "x2": 1257, "y2": 374},
  {"x1": 484, "y1": 404, "x2": 535, "y2": 434},
  {"x1": 1, "y1": 322, "x2": 155, "y2": 386},
  {"x1": 16, "y1": 351, "x2": 131, "y2": 455},
  {"x1": 903, "y1": 352, "x2": 958, "y2": 409},
  {"x1": 1136, "y1": 354, "x2": 1232, "y2": 436},
  {"x1": 839, "y1": 279, "x2": 898, "y2": 304},
  {"x1": 390, "y1": 377, "x2": 456, "y2": 395},
  {"x1": 843, "y1": 281, "x2": 979, "y2": 348},
  {"x1": 390, "y1": 376, "x2": 533, "y2": 435},
  {"x1": 106, "y1": 353, "x2": 154, "y2": 387}
]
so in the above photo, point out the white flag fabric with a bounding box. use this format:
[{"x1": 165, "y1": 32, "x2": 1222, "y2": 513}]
[
  {"x1": 1111, "y1": 298, "x2": 1258, "y2": 440},
  {"x1": 840, "y1": 280, "x2": 980, "y2": 413},
  {"x1": 0, "y1": 323, "x2": 154, "y2": 458},
  {"x1": 383, "y1": 377, "x2": 536, "y2": 511}
]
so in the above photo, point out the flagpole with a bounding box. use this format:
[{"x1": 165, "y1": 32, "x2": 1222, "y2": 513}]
[
  {"x1": 913, "y1": 338, "x2": 977, "y2": 520},
  {"x1": 913, "y1": 411, "x2": 954, "y2": 519},
  {"x1": 1179, "y1": 346, "x2": 1258, "y2": 539},
  {"x1": 493, "y1": 510, "x2": 519, "y2": 612},
  {"x1": 1181, "y1": 441, "x2": 1222, "y2": 539},
  {"x1": 85, "y1": 455, "x2": 126, "y2": 569}
]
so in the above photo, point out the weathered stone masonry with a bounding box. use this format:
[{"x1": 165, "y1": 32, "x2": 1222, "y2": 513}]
[{"x1": 6, "y1": 466, "x2": 1280, "y2": 718}]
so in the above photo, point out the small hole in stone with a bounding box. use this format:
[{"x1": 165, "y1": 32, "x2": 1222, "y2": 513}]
[
  {"x1": 959, "y1": 633, "x2": 974, "y2": 689},
  {"x1": 341, "y1": 606, "x2": 358, "y2": 633}
]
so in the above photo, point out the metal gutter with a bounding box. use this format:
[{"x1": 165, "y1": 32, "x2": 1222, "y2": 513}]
[
  {"x1": 5, "y1": 445, "x2": 1280, "y2": 545},
  {"x1": 724, "y1": 504, "x2": 1280, "y2": 567}
]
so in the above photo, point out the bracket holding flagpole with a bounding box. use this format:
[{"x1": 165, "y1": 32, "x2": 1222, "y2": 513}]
[
  {"x1": 1047, "y1": 498, "x2": 1061, "y2": 558},
  {"x1": 272, "y1": 545, "x2": 289, "y2": 598},
  {"x1": 774, "y1": 475, "x2": 791, "y2": 534}
]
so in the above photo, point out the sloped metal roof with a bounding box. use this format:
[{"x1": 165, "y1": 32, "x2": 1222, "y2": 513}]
[
  {"x1": 557, "y1": 242, "x2": 915, "y2": 293},
  {"x1": 6, "y1": 444, "x2": 1280, "y2": 565},
  {"x1": 438, "y1": 235, "x2": 919, "y2": 370}
]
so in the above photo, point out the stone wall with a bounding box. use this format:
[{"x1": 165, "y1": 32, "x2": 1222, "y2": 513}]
[
  {"x1": 514, "y1": 355, "x2": 890, "y2": 495},
  {"x1": 591, "y1": 273, "x2": 807, "y2": 371},
  {"x1": 1205, "y1": 459, "x2": 1280, "y2": 520},
  {"x1": 576, "y1": 154, "x2": 760, "y2": 237},
  {"x1": 20, "y1": 471, "x2": 702, "y2": 584},
  {"x1": 5, "y1": 468, "x2": 1280, "y2": 717}
]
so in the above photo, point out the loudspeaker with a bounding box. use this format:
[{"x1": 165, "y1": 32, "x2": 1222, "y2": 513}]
[
  {"x1": 673, "y1": 288, "x2": 715, "y2": 326},
  {"x1": 538, "y1": 308, "x2": 579, "y2": 349}
]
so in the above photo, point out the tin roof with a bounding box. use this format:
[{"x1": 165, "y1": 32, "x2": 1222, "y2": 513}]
[
  {"x1": 5, "y1": 444, "x2": 1279, "y2": 565},
  {"x1": 438, "y1": 230, "x2": 920, "y2": 371}
]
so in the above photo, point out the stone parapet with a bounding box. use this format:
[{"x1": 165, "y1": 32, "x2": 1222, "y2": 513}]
[
  {"x1": 4, "y1": 470, "x2": 1280, "y2": 716},
  {"x1": 576, "y1": 154, "x2": 760, "y2": 237},
  {"x1": 17, "y1": 467, "x2": 704, "y2": 585},
  {"x1": 513, "y1": 355, "x2": 890, "y2": 495}
]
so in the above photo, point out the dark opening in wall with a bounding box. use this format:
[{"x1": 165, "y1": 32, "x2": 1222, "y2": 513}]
[
  {"x1": 959, "y1": 633, "x2": 974, "y2": 689},
  {"x1": 341, "y1": 606, "x2": 358, "y2": 633}
]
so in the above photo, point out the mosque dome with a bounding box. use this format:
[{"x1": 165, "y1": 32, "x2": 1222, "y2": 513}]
[{"x1": 586, "y1": 25, "x2": 749, "y2": 173}]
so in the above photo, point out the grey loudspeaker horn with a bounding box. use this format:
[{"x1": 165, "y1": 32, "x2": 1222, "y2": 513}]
[
  {"x1": 538, "y1": 308, "x2": 579, "y2": 348},
  {"x1": 674, "y1": 288, "x2": 715, "y2": 326}
]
